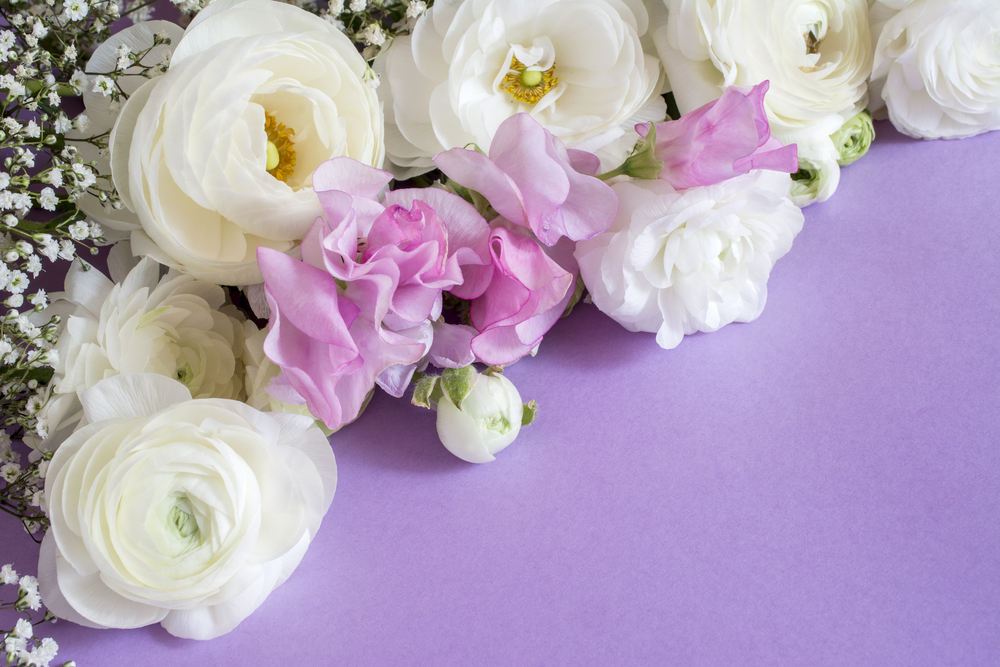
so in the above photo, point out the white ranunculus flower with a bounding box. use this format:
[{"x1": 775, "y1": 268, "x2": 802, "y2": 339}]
[
  {"x1": 436, "y1": 370, "x2": 523, "y2": 464},
  {"x1": 651, "y1": 0, "x2": 873, "y2": 148},
  {"x1": 379, "y1": 0, "x2": 666, "y2": 176},
  {"x1": 39, "y1": 254, "x2": 245, "y2": 440},
  {"x1": 575, "y1": 171, "x2": 804, "y2": 349},
  {"x1": 869, "y1": 0, "x2": 1000, "y2": 140},
  {"x1": 111, "y1": 0, "x2": 384, "y2": 285},
  {"x1": 38, "y1": 373, "x2": 337, "y2": 640}
]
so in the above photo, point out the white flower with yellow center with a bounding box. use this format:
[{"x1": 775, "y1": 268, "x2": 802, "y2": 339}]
[
  {"x1": 379, "y1": 0, "x2": 665, "y2": 177},
  {"x1": 109, "y1": 0, "x2": 384, "y2": 284}
]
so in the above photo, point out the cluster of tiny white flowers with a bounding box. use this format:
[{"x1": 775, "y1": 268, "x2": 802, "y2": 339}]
[
  {"x1": 1, "y1": 564, "x2": 74, "y2": 667},
  {"x1": 321, "y1": 0, "x2": 431, "y2": 61}
]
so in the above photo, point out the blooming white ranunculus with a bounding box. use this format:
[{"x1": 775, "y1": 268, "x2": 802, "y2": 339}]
[
  {"x1": 434, "y1": 368, "x2": 524, "y2": 464},
  {"x1": 650, "y1": 0, "x2": 873, "y2": 148},
  {"x1": 575, "y1": 171, "x2": 804, "y2": 349},
  {"x1": 379, "y1": 0, "x2": 666, "y2": 177},
  {"x1": 111, "y1": 0, "x2": 384, "y2": 285},
  {"x1": 869, "y1": 0, "x2": 1000, "y2": 140},
  {"x1": 38, "y1": 373, "x2": 337, "y2": 640},
  {"x1": 39, "y1": 253, "x2": 245, "y2": 440}
]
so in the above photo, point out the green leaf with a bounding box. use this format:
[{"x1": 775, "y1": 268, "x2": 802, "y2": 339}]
[{"x1": 521, "y1": 400, "x2": 538, "y2": 427}]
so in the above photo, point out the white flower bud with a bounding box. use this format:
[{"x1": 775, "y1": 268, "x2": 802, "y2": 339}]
[{"x1": 435, "y1": 368, "x2": 524, "y2": 463}]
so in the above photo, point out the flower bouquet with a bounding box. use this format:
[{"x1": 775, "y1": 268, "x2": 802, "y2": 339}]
[{"x1": 1, "y1": 0, "x2": 998, "y2": 662}]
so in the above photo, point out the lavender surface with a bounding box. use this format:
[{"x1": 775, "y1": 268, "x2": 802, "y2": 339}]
[{"x1": 3, "y1": 121, "x2": 998, "y2": 666}]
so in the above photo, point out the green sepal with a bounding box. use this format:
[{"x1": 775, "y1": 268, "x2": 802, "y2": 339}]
[
  {"x1": 440, "y1": 365, "x2": 476, "y2": 409},
  {"x1": 596, "y1": 122, "x2": 664, "y2": 182},
  {"x1": 562, "y1": 274, "x2": 587, "y2": 319},
  {"x1": 411, "y1": 375, "x2": 439, "y2": 410},
  {"x1": 521, "y1": 400, "x2": 538, "y2": 427}
]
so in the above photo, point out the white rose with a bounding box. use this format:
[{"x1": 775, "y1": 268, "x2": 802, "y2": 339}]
[
  {"x1": 379, "y1": 0, "x2": 666, "y2": 177},
  {"x1": 651, "y1": 0, "x2": 873, "y2": 148},
  {"x1": 575, "y1": 171, "x2": 804, "y2": 349},
  {"x1": 869, "y1": 0, "x2": 1000, "y2": 140},
  {"x1": 111, "y1": 0, "x2": 384, "y2": 285},
  {"x1": 40, "y1": 253, "x2": 245, "y2": 440},
  {"x1": 38, "y1": 373, "x2": 337, "y2": 640},
  {"x1": 435, "y1": 369, "x2": 523, "y2": 464}
]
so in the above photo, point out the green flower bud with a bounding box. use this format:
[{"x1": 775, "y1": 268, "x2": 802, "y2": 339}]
[{"x1": 831, "y1": 110, "x2": 875, "y2": 166}]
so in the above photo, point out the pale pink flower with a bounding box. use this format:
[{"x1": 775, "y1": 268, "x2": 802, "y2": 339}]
[
  {"x1": 260, "y1": 158, "x2": 492, "y2": 430},
  {"x1": 433, "y1": 113, "x2": 618, "y2": 247},
  {"x1": 639, "y1": 81, "x2": 798, "y2": 190}
]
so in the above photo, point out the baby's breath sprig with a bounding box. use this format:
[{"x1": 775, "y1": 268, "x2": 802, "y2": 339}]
[
  {"x1": 322, "y1": 0, "x2": 431, "y2": 63},
  {"x1": 1, "y1": 565, "x2": 75, "y2": 667}
]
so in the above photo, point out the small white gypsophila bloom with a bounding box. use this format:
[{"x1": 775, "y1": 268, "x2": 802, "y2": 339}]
[
  {"x1": 38, "y1": 188, "x2": 59, "y2": 211},
  {"x1": 20, "y1": 151, "x2": 35, "y2": 168},
  {"x1": 406, "y1": 0, "x2": 426, "y2": 19},
  {"x1": 47, "y1": 90, "x2": 61, "y2": 106},
  {"x1": 1, "y1": 461, "x2": 20, "y2": 482},
  {"x1": 12, "y1": 192, "x2": 31, "y2": 212},
  {"x1": 53, "y1": 114, "x2": 72, "y2": 134},
  {"x1": 349, "y1": 0, "x2": 366, "y2": 11},
  {"x1": 69, "y1": 69, "x2": 86, "y2": 92},
  {"x1": 359, "y1": 23, "x2": 385, "y2": 46},
  {"x1": 5, "y1": 250, "x2": 18, "y2": 263},
  {"x1": 88, "y1": 221, "x2": 103, "y2": 238},
  {"x1": 73, "y1": 113, "x2": 89, "y2": 132},
  {"x1": 38, "y1": 238, "x2": 59, "y2": 262},
  {"x1": 64, "y1": 0, "x2": 89, "y2": 21},
  {"x1": 29, "y1": 637, "x2": 60, "y2": 666},
  {"x1": 19, "y1": 575, "x2": 41, "y2": 610},
  {"x1": 91, "y1": 75, "x2": 114, "y2": 96},
  {"x1": 46, "y1": 169, "x2": 63, "y2": 187},
  {"x1": 328, "y1": 0, "x2": 344, "y2": 14},
  {"x1": 115, "y1": 43, "x2": 131, "y2": 71},
  {"x1": 68, "y1": 220, "x2": 89, "y2": 240},
  {"x1": 30, "y1": 290, "x2": 48, "y2": 308},
  {"x1": 13, "y1": 618, "x2": 32, "y2": 639},
  {"x1": 36, "y1": 459, "x2": 49, "y2": 479},
  {"x1": 7, "y1": 270, "x2": 28, "y2": 294},
  {"x1": 71, "y1": 163, "x2": 96, "y2": 188},
  {"x1": 30, "y1": 489, "x2": 45, "y2": 509},
  {"x1": 64, "y1": 44, "x2": 78, "y2": 61},
  {"x1": 5, "y1": 294, "x2": 24, "y2": 308},
  {"x1": 25, "y1": 256, "x2": 42, "y2": 276},
  {"x1": 0, "y1": 564, "x2": 16, "y2": 584},
  {"x1": 1, "y1": 117, "x2": 20, "y2": 134},
  {"x1": 58, "y1": 240, "x2": 75, "y2": 260},
  {"x1": 0, "y1": 172, "x2": 9, "y2": 188},
  {"x1": 23, "y1": 120, "x2": 40, "y2": 139}
]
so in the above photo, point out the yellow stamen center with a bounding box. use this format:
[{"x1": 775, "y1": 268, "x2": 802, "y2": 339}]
[
  {"x1": 500, "y1": 56, "x2": 558, "y2": 105},
  {"x1": 264, "y1": 112, "x2": 296, "y2": 182}
]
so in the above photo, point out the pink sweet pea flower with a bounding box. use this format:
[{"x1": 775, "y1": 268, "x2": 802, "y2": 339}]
[
  {"x1": 638, "y1": 81, "x2": 799, "y2": 190},
  {"x1": 259, "y1": 158, "x2": 493, "y2": 430},
  {"x1": 433, "y1": 113, "x2": 619, "y2": 247},
  {"x1": 470, "y1": 226, "x2": 577, "y2": 366}
]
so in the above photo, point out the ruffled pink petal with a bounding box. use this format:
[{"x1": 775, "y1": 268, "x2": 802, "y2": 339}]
[{"x1": 312, "y1": 156, "x2": 393, "y2": 198}]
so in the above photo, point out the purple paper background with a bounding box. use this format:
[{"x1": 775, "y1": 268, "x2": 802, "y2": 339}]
[{"x1": 3, "y1": 121, "x2": 999, "y2": 666}]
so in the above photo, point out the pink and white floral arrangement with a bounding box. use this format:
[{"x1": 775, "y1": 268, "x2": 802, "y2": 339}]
[{"x1": 0, "y1": 0, "x2": 997, "y2": 658}]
